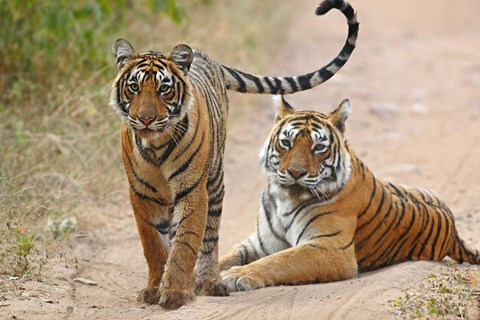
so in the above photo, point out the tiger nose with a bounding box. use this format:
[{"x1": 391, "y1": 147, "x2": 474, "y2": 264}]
[
  {"x1": 287, "y1": 168, "x2": 307, "y2": 180},
  {"x1": 139, "y1": 116, "x2": 155, "y2": 126}
]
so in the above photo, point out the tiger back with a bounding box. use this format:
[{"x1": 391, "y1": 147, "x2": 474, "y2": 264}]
[
  {"x1": 110, "y1": 0, "x2": 359, "y2": 309},
  {"x1": 219, "y1": 96, "x2": 479, "y2": 292}
]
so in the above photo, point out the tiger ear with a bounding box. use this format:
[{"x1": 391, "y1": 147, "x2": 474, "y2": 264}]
[
  {"x1": 112, "y1": 39, "x2": 136, "y2": 69},
  {"x1": 273, "y1": 95, "x2": 295, "y2": 123},
  {"x1": 169, "y1": 44, "x2": 193, "y2": 73},
  {"x1": 329, "y1": 99, "x2": 351, "y2": 134}
]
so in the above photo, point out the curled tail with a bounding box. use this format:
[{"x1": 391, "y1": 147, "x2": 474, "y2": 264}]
[
  {"x1": 450, "y1": 232, "x2": 480, "y2": 264},
  {"x1": 222, "y1": 0, "x2": 359, "y2": 94}
]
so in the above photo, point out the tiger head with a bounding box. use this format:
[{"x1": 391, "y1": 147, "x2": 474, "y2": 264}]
[
  {"x1": 260, "y1": 96, "x2": 352, "y2": 200},
  {"x1": 110, "y1": 39, "x2": 194, "y2": 137}
]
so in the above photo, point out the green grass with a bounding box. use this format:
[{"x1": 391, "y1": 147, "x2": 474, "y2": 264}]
[{"x1": 0, "y1": 0, "x2": 289, "y2": 279}]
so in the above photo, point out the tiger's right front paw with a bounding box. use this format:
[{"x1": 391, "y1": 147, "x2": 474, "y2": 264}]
[
  {"x1": 221, "y1": 267, "x2": 265, "y2": 292},
  {"x1": 137, "y1": 287, "x2": 160, "y2": 304}
]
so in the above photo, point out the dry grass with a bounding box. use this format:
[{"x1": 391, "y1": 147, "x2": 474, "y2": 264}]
[{"x1": 392, "y1": 265, "x2": 480, "y2": 319}]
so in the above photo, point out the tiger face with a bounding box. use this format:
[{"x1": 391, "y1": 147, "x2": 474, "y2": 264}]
[
  {"x1": 110, "y1": 39, "x2": 194, "y2": 138},
  {"x1": 261, "y1": 96, "x2": 352, "y2": 199}
]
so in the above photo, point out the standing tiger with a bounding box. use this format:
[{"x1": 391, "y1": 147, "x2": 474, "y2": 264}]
[
  {"x1": 219, "y1": 96, "x2": 480, "y2": 291},
  {"x1": 110, "y1": 0, "x2": 359, "y2": 309}
]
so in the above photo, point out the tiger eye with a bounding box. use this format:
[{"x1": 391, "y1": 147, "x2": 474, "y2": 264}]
[
  {"x1": 280, "y1": 139, "x2": 291, "y2": 149},
  {"x1": 129, "y1": 83, "x2": 139, "y2": 92},
  {"x1": 313, "y1": 144, "x2": 327, "y2": 153},
  {"x1": 159, "y1": 84, "x2": 171, "y2": 93}
]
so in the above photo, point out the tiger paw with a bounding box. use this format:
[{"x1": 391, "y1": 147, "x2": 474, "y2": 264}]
[
  {"x1": 194, "y1": 278, "x2": 229, "y2": 296},
  {"x1": 137, "y1": 287, "x2": 160, "y2": 304},
  {"x1": 221, "y1": 267, "x2": 265, "y2": 292},
  {"x1": 159, "y1": 288, "x2": 195, "y2": 310}
]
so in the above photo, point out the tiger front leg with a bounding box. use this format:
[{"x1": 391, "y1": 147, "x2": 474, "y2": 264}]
[
  {"x1": 221, "y1": 239, "x2": 357, "y2": 292},
  {"x1": 159, "y1": 185, "x2": 208, "y2": 309},
  {"x1": 219, "y1": 236, "x2": 261, "y2": 271},
  {"x1": 131, "y1": 191, "x2": 170, "y2": 305}
]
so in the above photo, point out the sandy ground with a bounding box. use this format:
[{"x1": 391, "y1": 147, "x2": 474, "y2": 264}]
[{"x1": 2, "y1": 0, "x2": 480, "y2": 319}]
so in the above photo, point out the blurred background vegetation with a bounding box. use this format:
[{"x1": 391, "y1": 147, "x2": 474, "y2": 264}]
[{"x1": 0, "y1": 0, "x2": 288, "y2": 276}]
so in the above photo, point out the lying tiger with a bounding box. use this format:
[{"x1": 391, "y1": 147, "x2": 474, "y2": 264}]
[
  {"x1": 110, "y1": 0, "x2": 358, "y2": 309},
  {"x1": 220, "y1": 96, "x2": 480, "y2": 291}
]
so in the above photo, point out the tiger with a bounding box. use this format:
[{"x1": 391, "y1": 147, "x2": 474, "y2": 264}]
[
  {"x1": 109, "y1": 0, "x2": 359, "y2": 310},
  {"x1": 219, "y1": 96, "x2": 480, "y2": 292}
]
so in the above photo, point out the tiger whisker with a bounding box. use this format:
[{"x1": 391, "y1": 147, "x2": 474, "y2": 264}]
[
  {"x1": 169, "y1": 123, "x2": 186, "y2": 145},
  {"x1": 172, "y1": 121, "x2": 189, "y2": 133},
  {"x1": 165, "y1": 127, "x2": 181, "y2": 145},
  {"x1": 309, "y1": 187, "x2": 321, "y2": 200}
]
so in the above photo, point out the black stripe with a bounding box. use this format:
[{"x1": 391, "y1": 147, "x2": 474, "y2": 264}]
[
  {"x1": 202, "y1": 236, "x2": 219, "y2": 243},
  {"x1": 134, "y1": 134, "x2": 156, "y2": 164},
  {"x1": 125, "y1": 152, "x2": 158, "y2": 193},
  {"x1": 256, "y1": 220, "x2": 269, "y2": 255},
  {"x1": 342, "y1": 4, "x2": 355, "y2": 19},
  {"x1": 363, "y1": 200, "x2": 407, "y2": 268},
  {"x1": 169, "y1": 132, "x2": 205, "y2": 180},
  {"x1": 388, "y1": 182, "x2": 407, "y2": 200},
  {"x1": 406, "y1": 200, "x2": 430, "y2": 260},
  {"x1": 356, "y1": 194, "x2": 393, "y2": 249},
  {"x1": 262, "y1": 192, "x2": 290, "y2": 246},
  {"x1": 155, "y1": 218, "x2": 170, "y2": 235},
  {"x1": 437, "y1": 209, "x2": 451, "y2": 258},
  {"x1": 284, "y1": 201, "x2": 320, "y2": 231},
  {"x1": 240, "y1": 244, "x2": 249, "y2": 265},
  {"x1": 208, "y1": 207, "x2": 222, "y2": 217},
  {"x1": 310, "y1": 231, "x2": 341, "y2": 241},
  {"x1": 224, "y1": 67, "x2": 246, "y2": 92},
  {"x1": 295, "y1": 211, "x2": 334, "y2": 245},
  {"x1": 285, "y1": 77, "x2": 298, "y2": 92},
  {"x1": 357, "y1": 183, "x2": 386, "y2": 231},
  {"x1": 174, "y1": 162, "x2": 208, "y2": 205},
  {"x1": 131, "y1": 186, "x2": 169, "y2": 206},
  {"x1": 426, "y1": 209, "x2": 442, "y2": 260},
  {"x1": 173, "y1": 240, "x2": 197, "y2": 257},
  {"x1": 157, "y1": 140, "x2": 177, "y2": 164},
  {"x1": 236, "y1": 69, "x2": 265, "y2": 93},
  {"x1": 341, "y1": 236, "x2": 354, "y2": 250},
  {"x1": 263, "y1": 77, "x2": 277, "y2": 94},
  {"x1": 357, "y1": 201, "x2": 403, "y2": 266},
  {"x1": 318, "y1": 68, "x2": 334, "y2": 81},
  {"x1": 411, "y1": 200, "x2": 433, "y2": 259},
  {"x1": 297, "y1": 73, "x2": 314, "y2": 90},
  {"x1": 208, "y1": 193, "x2": 224, "y2": 208},
  {"x1": 357, "y1": 175, "x2": 377, "y2": 218},
  {"x1": 274, "y1": 78, "x2": 284, "y2": 94}
]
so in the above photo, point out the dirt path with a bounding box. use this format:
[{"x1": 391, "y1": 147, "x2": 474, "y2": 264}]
[{"x1": 3, "y1": 1, "x2": 480, "y2": 319}]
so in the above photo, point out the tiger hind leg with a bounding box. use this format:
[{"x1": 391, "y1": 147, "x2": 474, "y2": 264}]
[
  {"x1": 194, "y1": 179, "x2": 228, "y2": 296},
  {"x1": 194, "y1": 213, "x2": 229, "y2": 296}
]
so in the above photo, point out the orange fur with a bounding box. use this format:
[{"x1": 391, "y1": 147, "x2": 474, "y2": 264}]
[{"x1": 220, "y1": 97, "x2": 479, "y2": 291}]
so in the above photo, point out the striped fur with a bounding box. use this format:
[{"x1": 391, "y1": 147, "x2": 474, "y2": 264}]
[
  {"x1": 110, "y1": 0, "x2": 358, "y2": 309},
  {"x1": 219, "y1": 96, "x2": 479, "y2": 292}
]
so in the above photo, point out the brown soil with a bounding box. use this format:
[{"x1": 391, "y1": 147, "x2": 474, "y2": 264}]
[{"x1": 2, "y1": 0, "x2": 480, "y2": 319}]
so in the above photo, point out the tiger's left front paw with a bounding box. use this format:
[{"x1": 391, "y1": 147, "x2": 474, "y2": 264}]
[
  {"x1": 159, "y1": 288, "x2": 195, "y2": 310},
  {"x1": 221, "y1": 267, "x2": 265, "y2": 292},
  {"x1": 194, "y1": 278, "x2": 229, "y2": 296}
]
